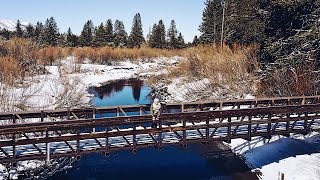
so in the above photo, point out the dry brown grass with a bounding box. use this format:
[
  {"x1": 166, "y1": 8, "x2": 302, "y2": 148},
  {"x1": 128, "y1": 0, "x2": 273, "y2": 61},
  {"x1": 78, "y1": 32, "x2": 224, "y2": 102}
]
[
  {"x1": 35, "y1": 47, "x2": 69, "y2": 66},
  {"x1": 167, "y1": 44, "x2": 259, "y2": 98},
  {"x1": 171, "y1": 44, "x2": 258, "y2": 81},
  {"x1": 0, "y1": 56, "x2": 21, "y2": 85},
  {"x1": 74, "y1": 46, "x2": 183, "y2": 64}
]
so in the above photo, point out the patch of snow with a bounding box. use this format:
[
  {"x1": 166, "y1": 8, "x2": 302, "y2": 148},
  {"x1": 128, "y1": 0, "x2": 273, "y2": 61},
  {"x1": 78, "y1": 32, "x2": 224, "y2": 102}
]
[{"x1": 227, "y1": 133, "x2": 320, "y2": 180}]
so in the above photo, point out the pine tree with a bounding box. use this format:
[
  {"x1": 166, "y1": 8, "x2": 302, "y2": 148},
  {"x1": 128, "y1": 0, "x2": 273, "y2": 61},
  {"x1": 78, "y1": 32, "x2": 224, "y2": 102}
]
[
  {"x1": 35, "y1": 22, "x2": 45, "y2": 46},
  {"x1": 66, "y1": 27, "x2": 78, "y2": 47},
  {"x1": 114, "y1": 20, "x2": 128, "y2": 47},
  {"x1": 176, "y1": 33, "x2": 185, "y2": 49},
  {"x1": 199, "y1": 0, "x2": 223, "y2": 44},
  {"x1": 0, "y1": 28, "x2": 11, "y2": 40},
  {"x1": 167, "y1": 20, "x2": 178, "y2": 49},
  {"x1": 16, "y1": 20, "x2": 23, "y2": 37},
  {"x1": 93, "y1": 23, "x2": 107, "y2": 47},
  {"x1": 41, "y1": 17, "x2": 59, "y2": 46},
  {"x1": 34, "y1": 22, "x2": 43, "y2": 39},
  {"x1": 158, "y1": 20, "x2": 166, "y2": 48},
  {"x1": 148, "y1": 20, "x2": 166, "y2": 49},
  {"x1": 192, "y1": 35, "x2": 200, "y2": 46},
  {"x1": 80, "y1": 20, "x2": 94, "y2": 47},
  {"x1": 105, "y1": 19, "x2": 114, "y2": 46},
  {"x1": 57, "y1": 33, "x2": 66, "y2": 47},
  {"x1": 25, "y1": 23, "x2": 35, "y2": 39},
  {"x1": 148, "y1": 24, "x2": 158, "y2": 48},
  {"x1": 224, "y1": 0, "x2": 264, "y2": 44},
  {"x1": 129, "y1": 13, "x2": 145, "y2": 48}
]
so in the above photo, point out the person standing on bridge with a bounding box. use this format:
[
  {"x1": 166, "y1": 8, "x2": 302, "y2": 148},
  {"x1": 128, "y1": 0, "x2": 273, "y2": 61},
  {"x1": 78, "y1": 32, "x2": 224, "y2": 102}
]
[{"x1": 151, "y1": 98, "x2": 161, "y2": 121}]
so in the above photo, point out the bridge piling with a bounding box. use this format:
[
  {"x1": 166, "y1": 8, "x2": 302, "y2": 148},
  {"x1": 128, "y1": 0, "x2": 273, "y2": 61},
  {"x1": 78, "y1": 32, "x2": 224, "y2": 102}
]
[
  {"x1": 46, "y1": 130, "x2": 50, "y2": 164},
  {"x1": 132, "y1": 124, "x2": 137, "y2": 154},
  {"x1": 46, "y1": 142, "x2": 50, "y2": 164},
  {"x1": 247, "y1": 115, "x2": 252, "y2": 141},
  {"x1": 224, "y1": 117, "x2": 231, "y2": 143}
]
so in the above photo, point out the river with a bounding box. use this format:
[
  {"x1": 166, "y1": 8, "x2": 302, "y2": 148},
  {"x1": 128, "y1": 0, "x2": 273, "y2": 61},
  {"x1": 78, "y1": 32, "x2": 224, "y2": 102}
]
[{"x1": 48, "y1": 78, "x2": 257, "y2": 180}]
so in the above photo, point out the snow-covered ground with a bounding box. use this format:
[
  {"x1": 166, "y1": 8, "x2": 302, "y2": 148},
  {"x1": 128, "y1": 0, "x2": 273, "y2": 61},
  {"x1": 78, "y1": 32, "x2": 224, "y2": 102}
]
[
  {"x1": 1, "y1": 56, "x2": 319, "y2": 179},
  {"x1": 228, "y1": 132, "x2": 320, "y2": 180},
  {"x1": 0, "y1": 56, "x2": 181, "y2": 179},
  {"x1": 0, "y1": 56, "x2": 181, "y2": 112}
]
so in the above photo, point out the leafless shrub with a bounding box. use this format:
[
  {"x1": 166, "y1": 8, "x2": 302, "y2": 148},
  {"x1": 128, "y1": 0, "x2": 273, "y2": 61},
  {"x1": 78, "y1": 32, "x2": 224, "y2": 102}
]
[
  {"x1": 168, "y1": 44, "x2": 259, "y2": 100},
  {"x1": 49, "y1": 77, "x2": 86, "y2": 108}
]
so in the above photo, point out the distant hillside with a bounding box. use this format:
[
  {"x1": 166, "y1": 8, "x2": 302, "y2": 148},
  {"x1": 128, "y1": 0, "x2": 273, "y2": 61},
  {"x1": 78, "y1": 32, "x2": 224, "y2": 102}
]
[{"x1": 0, "y1": 19, "x2": 31, "y2": 31}]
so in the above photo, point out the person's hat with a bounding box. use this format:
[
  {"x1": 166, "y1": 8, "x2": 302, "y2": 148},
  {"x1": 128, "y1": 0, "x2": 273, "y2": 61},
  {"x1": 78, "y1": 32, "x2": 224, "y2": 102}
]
[{"x1": 154, "y1": 98, "x2": 159, "y2": 102}]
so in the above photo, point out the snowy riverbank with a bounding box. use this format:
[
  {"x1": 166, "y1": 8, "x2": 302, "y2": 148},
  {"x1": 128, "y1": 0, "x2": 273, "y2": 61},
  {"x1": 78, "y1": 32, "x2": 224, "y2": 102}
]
[
  {"x1": 0, "y1": 56, "x2": 181, "y2": 179},
  {"x1": 1, "y1": 56, "x2": 319, "y2": 179},
  {"x1": 0, "y1": 56, "x2": 181, "y2": 112},
  {"x1": 229, "y1": 132, "x2": 320, "y2": 180}
]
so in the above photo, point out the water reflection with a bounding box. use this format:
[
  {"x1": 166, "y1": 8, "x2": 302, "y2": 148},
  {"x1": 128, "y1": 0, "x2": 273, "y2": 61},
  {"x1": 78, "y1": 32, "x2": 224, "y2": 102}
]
[
  {"x1": 88, "y1": 78, "x2": 151, "y2": 106},
  {"x1": 47, "y1": 78, "x2": 258, "y2": 180}
]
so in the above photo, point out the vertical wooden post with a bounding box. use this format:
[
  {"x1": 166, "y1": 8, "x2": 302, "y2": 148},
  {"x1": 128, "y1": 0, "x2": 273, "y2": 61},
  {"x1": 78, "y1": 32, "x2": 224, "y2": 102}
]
[
  {"x1": 286, "y1": 114, "x2": 290, "y2": 132},
  {"x1": 219, "y1": 101, "x2": 223, "y2": 122},
  {"x1": 227, "y1": 117, "x2": 231, "y2": 138},
  {"x1": 304, "y1": 112, "x2": 308, "y2": 134},
  {"x1": 267, "y1": 114, "x2": 271, "y2": 136},
  {"x1": 158, "y1": 117, "x2": 162, "y2": 148},
  {"x1": 219, "y1": 101, "x2": 223, "y2": 110},
  {"x1": 67, "y1": 108, "x2": 71, "y2": 120},
  {"x1": 92, "y1": 108, "x2": 96, "y2": 133},
  {"x1": 132, "y1": 124, "x2": 137, "y2": 154},
  {"x1": 41, "y1": 111, "x2": 44, "y2": 123},
  {"x1": 248, "y1": 115, "x2": 252, "y2": 140},
  {"x1": 225, "y1": 117, "x2": 231, "y2": 143},
  {"x1": 206, "y1": 116, "x2": 209, "y2": 143},
  {"x1": 105, "y1": 126, "x2": 109, "y2": 157},
  {"x1": 182, "y1": 119, "x2": 187, "y2": 148},
  {"x1": 117, "y1": 107, "x2": 120, "y2": 117},
  {"x1": 76, "y1": 129, "x2": 80, "y2": 159},
  {"x1": 237, "y1": 103, "x2": 240, "y2": 120},
  {"x1": 12, "y1": 114, "x2": 16, "y2": 161},
  {"x1": 139, "y1": 106, "x2": 143, "y2": 116},
  {"x1": 41, "y1": 111, "x2": 44, "y2": 136},
  {"x1": 46, "y1": 131, "x2": 50, "y2": 164}
]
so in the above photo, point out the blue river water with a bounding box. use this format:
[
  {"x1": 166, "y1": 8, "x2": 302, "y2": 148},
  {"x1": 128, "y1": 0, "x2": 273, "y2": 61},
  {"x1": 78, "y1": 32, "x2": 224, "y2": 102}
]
[{"x1": 48, "y1": 79, "x2": 257, "y2": 180}]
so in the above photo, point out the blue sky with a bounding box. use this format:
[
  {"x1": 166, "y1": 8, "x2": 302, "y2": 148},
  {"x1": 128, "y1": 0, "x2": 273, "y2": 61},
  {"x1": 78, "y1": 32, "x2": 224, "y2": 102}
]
[{"x1": 0, "y1": 0, "x2": 205, "y2": 42}]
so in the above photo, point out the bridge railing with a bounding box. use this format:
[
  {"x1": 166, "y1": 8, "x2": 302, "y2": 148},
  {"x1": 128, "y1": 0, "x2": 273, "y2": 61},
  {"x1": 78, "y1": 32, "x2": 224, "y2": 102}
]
[
  {"x1": 0, "y1": 103, "x2": 319, "y2": 163},
  {"x1": 0, "y1": 95, "x2": 320, "y2": 125}
]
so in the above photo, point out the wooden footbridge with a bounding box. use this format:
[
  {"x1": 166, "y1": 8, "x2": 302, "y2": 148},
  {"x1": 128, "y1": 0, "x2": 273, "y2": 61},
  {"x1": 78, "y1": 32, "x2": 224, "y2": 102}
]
[{"x1": 0, "y1": 96, "x2": 320, "y2": 164}]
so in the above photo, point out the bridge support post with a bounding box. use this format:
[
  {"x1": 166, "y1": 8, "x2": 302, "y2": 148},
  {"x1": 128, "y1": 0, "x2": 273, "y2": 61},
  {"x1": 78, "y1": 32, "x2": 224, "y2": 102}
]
[
  {"x1": 132, "y1": 124, "x2": 137, "y2": 154},
  {"x1": 46, "y1": 142, "x2": 50, "y2": 165},
  {"x1": 105, "y1": 126, "x2": 110, "y2": 157},
  {"x1": 92, "y1": 108, "x2": 96, "y2": 133},
  {"x1": 12, "y1": 114, "x2": 16, "y2": 161},
  {"x1": 264, "y1": 114, "x2": 272, "y2": 139},
  {"x1": 224, "y1": 117, "x2": 231, "y2": 143},
  {"x1": 286, "y1": 113, "x2": 290, "y2": 136},
  {"x1": 303, "y1": 112, "x2": 309, "y2": 135},
  {"x1": 67, "y1": 108, "x2": 70, "y2": 120},
  {"x1": 182, "y1": 119, "x2": 187, "y2": 148},
  {"x1": 158, "y1": 118, "x2": 163, "y2": 149},
  {"x1": 247, "y1": 116, "x2": 252, "y2": 141},
  {"x1": 205, "y1": 116, "x2": 209, "y2": 145}
]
